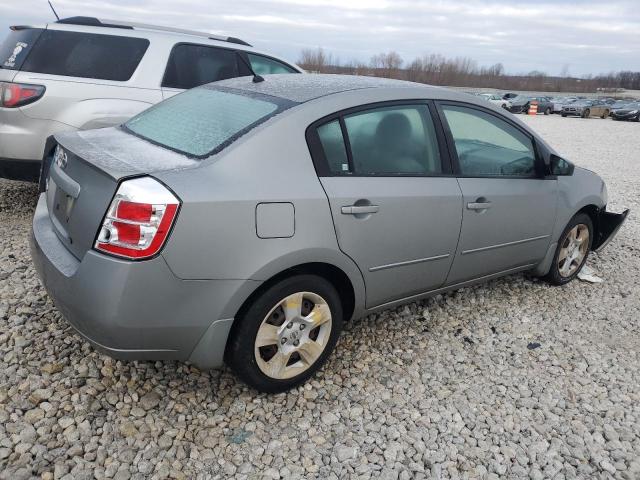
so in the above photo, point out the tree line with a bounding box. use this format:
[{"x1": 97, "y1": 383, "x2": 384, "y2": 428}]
[{"x1": 297, "y1": 48, "x2": 640, "y2": 94}]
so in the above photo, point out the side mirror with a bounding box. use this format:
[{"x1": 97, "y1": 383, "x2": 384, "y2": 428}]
[{"x1": 550, "y1": 154, "x2": 574, "y2": 176}]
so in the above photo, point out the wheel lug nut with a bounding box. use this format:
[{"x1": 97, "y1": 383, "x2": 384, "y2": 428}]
[
  {"x1": 293, "y1": 340, "x2": 300, "y2": 346},
  {"x1": 281, "y1": 338, "x2": 287, "y2": 344},
  {"x1": 300, "y1": 324, "x2": 306, "y2": 330},
  {"x1": 286, "y1": 322, "x2": 293, "y2": 329}
]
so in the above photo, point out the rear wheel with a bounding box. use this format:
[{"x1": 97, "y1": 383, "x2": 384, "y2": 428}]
[
  {"x1": 582, "y1": 108, "x2": 590, "y2": 118},
  {"x1": 544, "y1": 107, "x2": 551, "y2": 115},
  {"x1": 545, "y1": 213, "x2": 593, "y2": 286},
  {"x1": 226, "y1": 274, "x2": 343, "y2": 392},
  {"x1": 601, "y1": 110, "x2": 609, "y2": 119}
]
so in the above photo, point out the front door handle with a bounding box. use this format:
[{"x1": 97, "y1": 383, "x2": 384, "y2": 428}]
[
  {"x1": 341, "y1": 205, "x2": 380, "y2": 215},
  {"x1": 467, "y1": 200, "x2": 492, "y2": 210}
]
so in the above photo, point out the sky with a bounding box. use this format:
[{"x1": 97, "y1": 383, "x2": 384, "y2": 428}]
[{"x1": 1, "y1": 0, "x2": 638, "y2": 76}]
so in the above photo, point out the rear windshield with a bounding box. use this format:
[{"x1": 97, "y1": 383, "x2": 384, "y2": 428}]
[
  {"x1": 124, "y1": 87, "x2": 294, "y2": 158},
  {"x1": 18, "y1": 30, "x2": 149, "y2": 81},
  {"x1": 0, "y1": 29, "x2": 43, "y2": 70}
]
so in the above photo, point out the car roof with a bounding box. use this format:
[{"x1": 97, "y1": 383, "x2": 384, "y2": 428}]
[{"x1": 211, "y1": 73, "x2": 446, "y2": 103}]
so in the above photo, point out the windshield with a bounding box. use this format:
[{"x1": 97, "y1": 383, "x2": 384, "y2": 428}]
[{"x1": 125, "y1": 87, "x2": 294, "y2": 158}]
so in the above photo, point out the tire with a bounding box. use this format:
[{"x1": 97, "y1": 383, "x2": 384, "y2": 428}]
[
  {"x1": 582, "y1": 109, "x2": 590, "y2": 118},
  {"x1": 561, "y1": 113, "x2": 567, "y2": 117},
  {"x1": 544, "y1": 107, "x2": 551, "y2": 115},
  {"x1": 226, "y1": 274, "x2": 343, "y2": 393},
  {"x1": 523, "y1": 104, "x2": 530, "y2": 114},
  {"x1": 502, "y1": 103, "x2": 508, "y2": 110},
  {"x1": 601, "y1": 110, "x2": 609, "y2": 119},
  {"x1": 544, "y1": 213, "x2": 593, "y2": 286}
]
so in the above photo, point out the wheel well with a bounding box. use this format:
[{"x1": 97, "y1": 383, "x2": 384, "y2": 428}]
[
  {"x1": 577, "y1": 204, "x2": 600, "y2": 244},
  {"x1": 234, "y1": 262, "x2": 356, "y2": 324}
]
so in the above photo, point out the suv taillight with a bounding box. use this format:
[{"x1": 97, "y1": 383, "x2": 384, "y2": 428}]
[
  {"x1": 95, "y1": 177, "x2": 180, "y2": 260},
  {"x1": 0, "y1": 81, "x2": 45, "y2": 108}
]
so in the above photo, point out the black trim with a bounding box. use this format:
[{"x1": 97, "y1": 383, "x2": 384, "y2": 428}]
[
  {"x1": 0, "y1": 158, "x2": 41, "y2": 182},
  {"x1": 434, "y1": 100, "x2": 547, "y2": 179},
  {"x1": 56, "y1": 17, "x2": 134, "y2": 30},
  {"x1": 305, "y1": 99, "x2": 453, "y2": 178}
]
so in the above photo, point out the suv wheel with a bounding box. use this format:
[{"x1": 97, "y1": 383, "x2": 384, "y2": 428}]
[
  {"x1": 226, "y1": 274, "x2": 343, "y2": 392},
  {"x1": 545, "y1": 213, "x2": 593, "y2": 286}
]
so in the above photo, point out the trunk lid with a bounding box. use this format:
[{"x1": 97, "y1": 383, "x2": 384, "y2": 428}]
[{"x1": 47, "y1": 128, "x2": 198, "y2": 259}]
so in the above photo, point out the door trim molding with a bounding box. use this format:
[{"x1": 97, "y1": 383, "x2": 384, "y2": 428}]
[
  {"x1": 369, "y1": 253, "x2": 450, "y2": 272},
  {"x1": 461, "y1": 234, "x2": 550, "y2": 255}
]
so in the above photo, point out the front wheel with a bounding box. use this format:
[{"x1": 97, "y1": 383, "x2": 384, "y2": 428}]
[
  {"x1": 601, "y1": 110, "x2": 609, "y2": 119},
  {"x1": 544, "y1": 107, "x2": 551, "y2": 115},
  {"x1": 582, "y1": 108, "x2": 590, "y2": 118},
  {"x1": 226, "y1": 274, "x2": 343, "y2": 392},
  {"x1": 544, "y1": 213, "x2": 593, "y2": 286}
]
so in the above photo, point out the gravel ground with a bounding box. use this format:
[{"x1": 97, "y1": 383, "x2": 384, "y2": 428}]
[{"x1": 1, "y1": 114, "x2": 639, "y2": 480}]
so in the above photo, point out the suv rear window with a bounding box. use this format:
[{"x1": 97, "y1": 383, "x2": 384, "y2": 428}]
[
  {"x1": 19, "y1": 30, "x2": 149, "y2": 81},
  {"x1": 0, "y1": 29, "x2": 44, "y2": 70},
  {"x1": 125, "y1": 87, "x2": 294, "y2": 158}
]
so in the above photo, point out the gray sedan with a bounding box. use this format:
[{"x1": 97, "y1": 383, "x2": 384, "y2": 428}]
[{"x1": 30, "y1": 75, "x2": 628, "y2": 392}]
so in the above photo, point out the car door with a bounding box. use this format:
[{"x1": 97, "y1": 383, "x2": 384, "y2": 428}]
[
  {"x1": 161, "y1": 43, "x2": 250, "y2": 99},
  {"x1": 308, "y1": 102, "x2": 463, "y2": 308},
  {"x1": 436, "y1": 102, "x2": 558, "y2": 285}
]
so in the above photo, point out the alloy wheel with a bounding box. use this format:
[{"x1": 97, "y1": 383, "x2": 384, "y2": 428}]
[
  {"x1": 254, "y1": 292, "x2": 332, "y2": 379},
  {"x1": 558, "y1": 224, "x2": 589, "y2": 278}
]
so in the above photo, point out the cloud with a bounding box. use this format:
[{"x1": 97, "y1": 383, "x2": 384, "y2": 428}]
[{"x1": 0, "y1": 0, "x2": 638, "y2": 75}]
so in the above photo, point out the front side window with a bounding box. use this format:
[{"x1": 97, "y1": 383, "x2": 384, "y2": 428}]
[
  {"x1": 248, "y1": 54, "x2": 297, "y2": 75},
  {"x1": 20, "y1": 30, "x2": 149, "y2": 81},
  {"x1": 442, "y1": 105, "x2": 537, "y2": 177},
  {"x1": 125, "y1": 87, "x2": 291, "y2": 157},
  {"x1": 317, "y1": 105, "x2": 442, "y2": 176},
  {"x1": 163, "y1": 44, "x2": 240, "y2": 90}
]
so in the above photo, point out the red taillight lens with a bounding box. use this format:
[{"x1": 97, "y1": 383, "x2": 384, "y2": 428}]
[
  {"x1": 0, "y1": 81, "x2": 45, "y2": 108},
  {"x1": 95, "y1": 177, "x2": 180, "y2": 260}
]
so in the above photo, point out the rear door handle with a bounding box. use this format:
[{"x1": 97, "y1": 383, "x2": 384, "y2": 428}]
[
  {"x1": 467, "y1": 201, "x2": 492, "y2": 210},
  {"x1": 341, "y1": 205, "x2": 380, "y2": 215}
]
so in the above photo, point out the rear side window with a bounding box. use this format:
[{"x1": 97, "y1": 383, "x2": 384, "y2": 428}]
[
  {"x1": 125, "y1": 87, "x2": 293, "y2": 158},
  {"x1": 0, "y1": 29, "x2": 44, "y2": 70},
  {"x1": 315, "y1": 105, "x2": 442, "y2": 176},
  {"x1": 20, "y1": 30, "x2": 149, "y2": 81},
  {"x1": 248, "y1": 54, "x2": 297, "y2": 75},
  {"x1": 163, "y1": 44, "x2": 241, "y2": 89}
]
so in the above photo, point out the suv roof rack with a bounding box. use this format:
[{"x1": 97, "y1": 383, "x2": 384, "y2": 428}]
[{"x1": 55, "y1": 17, "x2": 252, "y2": 47}]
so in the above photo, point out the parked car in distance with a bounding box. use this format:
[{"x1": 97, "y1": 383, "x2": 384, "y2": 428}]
[
  {"x1": 478, "y1": 93, "x2": 511, "y2": 109},
  {"x1": 551, "y1": 96, "x2": 577, "y2": 114},
  {"x1": 561, "y1": 99, "x2": 610, "y2": 118},
  {"x1": 502, "y1": 92, "x2": 518, "y2": 100},
  {"x1": 611, "y1": 102, "x2": 640, "y2": 122},
  {"x1": 0, "y1": 16, "x2": 302, "y2": 182},
  {"x1": 30, "y1": 75, "x2": 628, "y2": 392},
  {"x1": 508, "y1": 95, "x2": 554, "y2": 114}
]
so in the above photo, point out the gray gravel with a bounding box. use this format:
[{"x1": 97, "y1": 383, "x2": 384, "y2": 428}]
[{"x1": 1, "y1": 114, "x2": 639, "y2": 479}]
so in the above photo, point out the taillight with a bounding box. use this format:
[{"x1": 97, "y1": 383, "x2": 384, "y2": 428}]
[
  {"x1": 95, "y1": 177, "x2": 180, "y2": 260},
  {"x1": 0, "y1": 81, "x2": 45, "y2": 108}
]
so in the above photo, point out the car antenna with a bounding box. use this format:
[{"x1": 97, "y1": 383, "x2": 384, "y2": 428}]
[
  {"x1": 48, "y1": 0, "x2": 60, "y2": 20},
  {"x1": 238, "y1": 54, "x2": 264, "y2": 83}
]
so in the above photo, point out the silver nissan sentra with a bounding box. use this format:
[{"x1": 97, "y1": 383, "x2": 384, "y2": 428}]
[{"x1": 30, "y1": 74, "x2": 628, "y2": 392}]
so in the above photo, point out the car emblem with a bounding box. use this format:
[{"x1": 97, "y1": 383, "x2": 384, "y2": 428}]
[{"x1": 54, "y1": 147, "x2": 68, "y2": 169}]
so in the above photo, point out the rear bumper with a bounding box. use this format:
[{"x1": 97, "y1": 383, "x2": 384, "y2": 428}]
[
  {"x1": 30, "y1": 193, "x2": 251, "y2": 368},
  {"x1": 593, "y1": 209, "x2": 630, "y2": 252},
  {"x1": 0, "y1": 110, "x2": 75, "y2": 176},
  {"x1": 0, "y1": 158, "x2": 41, "y2": 182}
]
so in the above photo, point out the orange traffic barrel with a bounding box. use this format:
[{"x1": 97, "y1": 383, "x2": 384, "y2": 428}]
[{"x1": 528, "y1": 101, "x2": 538, "y2": 115}]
